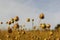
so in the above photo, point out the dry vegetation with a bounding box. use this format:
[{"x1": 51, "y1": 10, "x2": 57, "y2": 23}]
[{"x1": 0, "y1": 13, "x2": 60, "y2": 40}]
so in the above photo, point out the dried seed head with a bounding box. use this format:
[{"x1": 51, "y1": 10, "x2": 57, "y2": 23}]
[
  {"x1": 46, "y1": 24, "x2": 51, "y2": 28},
  {"x1": 21, "y1": 31, "x2": 25, "y2": 34},
  {"x1": 49, "y1": 31, "x2": 53, "y2": 36},
  {"x1": 55, "y1": 24, "x2": 60, "y2": 30},
  {"x1": 6, "y1": 21, "x2": 8, "y2": 24},
  {"x1": 33, "y1": 26, "x2": 36, "y2": 30},
  {"x1": 6, "y1": 21, "x2": 11, "y2": 25},
  {"x1": 26, "y1": 18, "x2": 30, "y2": 22},
  {"x1": 40, "y1": 23, "x2": 46, "y2": 29},
  {"x1": 10, "y1": 18, "x2": 14, "y2": 23},
  {"x1": 0, "y1": 22, "x2": 3, "y2": 24},
  {"x1": 13, "y1": 23, "x2": 19, "y2": 29},
  {"x1": 14, "y1": 16, "x2": 19, "y2": 22},
  {"x1": 18, "y1": 31, "x2": 20, "y2": 34},
  {"x1": 32, "y1": 19, "x2": 34, "y2": 21},
  {"x1": 8, "y1": 26, "x2": 12, "y2": 33},
  {"x1": 39, "y1": 13, "x2": 44, "y2": 19}
]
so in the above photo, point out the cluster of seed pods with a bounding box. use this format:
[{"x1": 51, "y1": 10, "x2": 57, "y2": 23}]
[
  {"x1": 6, "y1": 16, "x2": 19, "y2": 25},
  {"x1": 0, "y1": 13, "x2": 60, "y2": 40},
  {"x1": 39, "y1": 13, "x2": 51, "y2": 30},
  {"x1": 6, "y1": 16, "x2": 19, "y2": 33}
]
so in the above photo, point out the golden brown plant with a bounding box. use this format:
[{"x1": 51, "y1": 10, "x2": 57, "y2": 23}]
[
  {"x1": 46, "y1": 24, "x2": 51, "y2": 28},
  {"x1": 33, "y1": 26, "x2": 36, "y2": 30},
  {"x1": 0, "y1": 22, "x2": 3, "y2": 24},
  {"x1": 49, "y1": 31, "x2": 53, "y2": 36},
  {"x1": 13, "y1": 23, "x2": 19, "y2": 30},
  {"x1": 14, "y1": 16, "x2": 19, "y2": 22},
  {"x1": 10, "y1": 18, "x2": 14, "y2": 23},
  {"x1": 46, "y1": 24, "x2": 51, "y2": 30},
  {"x1": 6, "y1": 21, "x2": 11, "y2": 25},
  {"x1": 40, "y1": 23, "x2": 46, "y2": 29},
  {"x1": 39, "y1": 13, "x2": 44, "y2": 19},
  {"x1": 8, "y1": 26, "x2": 12, "y2": 33},
  {"x1": 32, "y1": 19, "x2": 34, "y2": 21},
  {"x1": 26, "y1": 18, "x2": 30, "y2": 22}
]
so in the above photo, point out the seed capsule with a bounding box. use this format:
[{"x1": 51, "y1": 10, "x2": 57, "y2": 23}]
[
  {"x1": 6, "y1": 21, "x2": 11, "y2": 25},
  {"x1": 40, "y1": 23, "x2": 46, "y2": 29},
  {"x1": 49, "y1": 31, "x2": 53, "y2": 36},
  {"x1": 33, "y1": 26, "x2": 36, "y2": 30},
  {"x1": 6, "y1": 34, "x2": 10, "y2": 38},
  {"x1": 14, "y1": 16, "x2": 19, "y2": 22},
  {"x1": 13, "y1": 23, "x2": 19, "y2": 29},
  {"x1": 32, "y1": 19, "x2": 34, "y2": 21},
  {"x1": 0, "y1": 22, "x2": 3, "y2": 24},
  {"x1": 8, "y1": 26, "x2": 12, "y2": 33},
  {"x1": 39, "y1": 13, "x2": 44, "y2": 19},
  {"x1": 46, "y1": 24, "x2": 51, "y2": 28},
  {"x1": 10, "y1": 18, "x2": 14, "y2": 23},
  {"x1": 26, "y1": 18, "x2": 30, "y2": 22}
]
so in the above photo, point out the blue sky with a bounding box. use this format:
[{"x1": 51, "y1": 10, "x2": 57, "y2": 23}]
[{"x1": 0, "y1": 0, "x2": 60, "y2": 29}]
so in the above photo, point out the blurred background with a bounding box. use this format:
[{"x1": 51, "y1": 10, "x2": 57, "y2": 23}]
[{"x1": 0, "y1": 0, "x2": 60, "y2": 30}]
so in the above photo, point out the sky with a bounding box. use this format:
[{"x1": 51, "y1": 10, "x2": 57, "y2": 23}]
[{"x1": 0, "y1": 0, "x2": 60, "y2": 30}]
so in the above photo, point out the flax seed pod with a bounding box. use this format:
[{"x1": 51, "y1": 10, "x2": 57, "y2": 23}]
[
  {"x1": 26, "y1": 18, "x2": 30, "y2": 22},
  {"x1": 33, "y1": 26, "x2": 36, "y2": 30},
  {"x1": 21, "y1": 31, "x2": 25, "y2": 34},
  {"x1": 8, "y1": 21, "x2": 11, "y2": 25},
  {"x1": 0, "y1": 22, "x2": 3, "y2": 24},
  {"x1": 13, "y1": 23, "x2": 19, "y2": 30},
  {"x1": 46, "y1": 24, "x2": 51, "y2": 30},
  {"x1": 8, "y1": 26, "x2": 12, "y2": 33},
  {"x1": 6, "y1": 21, "x2": 11, "y2": 25},
  {"x1": 49, "y1": 31, "x2": 53, "y2": 36},
  {"x1": 14, "y1": 16, "x2": 19, "y2": 22},
  {"x1": 46, "y1": 24, "x2": 51, "y2": 28},
  {"x1": 32, "y1": 19, "x2": 34, "y2": 21},
  {"x1": 55, "y1": 24, "x2": 60, "y2": 30},
  {"x1": 39, "y1": 13, "x2": 44, "y2": 19},
  {"x1": 10, "y1": 18, "x2": 14, "y2": 23},
  {"x1": 40, "y1": 23, "x2": 46, "y2": 29}
]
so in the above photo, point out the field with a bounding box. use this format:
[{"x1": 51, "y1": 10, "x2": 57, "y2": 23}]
[
  {"x1": 0, "y1": 29, "x2": 60, "y2": 40},
  {"x1": 0, "y1": 14, "x2": 60, "y2": 40}
]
